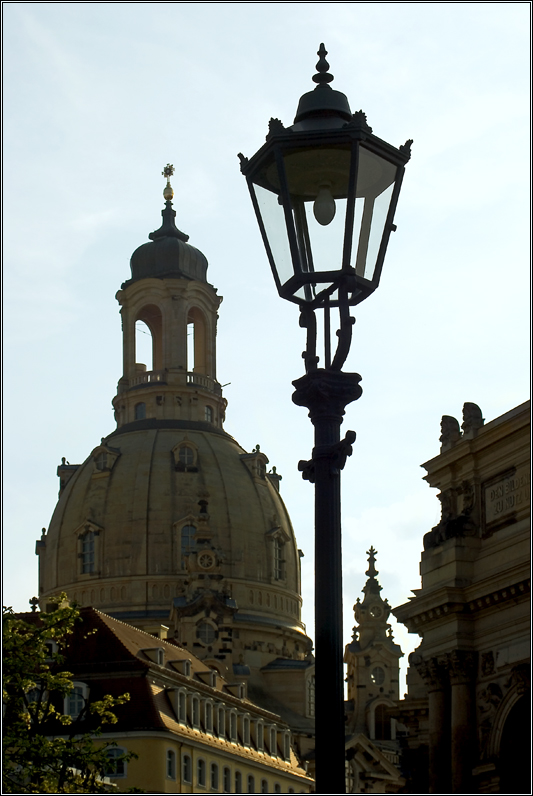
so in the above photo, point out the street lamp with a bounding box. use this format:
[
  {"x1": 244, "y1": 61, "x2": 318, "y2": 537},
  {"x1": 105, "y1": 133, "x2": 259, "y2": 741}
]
[{"x1": 239, "y1": 45, "x2": 411, "y2": 794}]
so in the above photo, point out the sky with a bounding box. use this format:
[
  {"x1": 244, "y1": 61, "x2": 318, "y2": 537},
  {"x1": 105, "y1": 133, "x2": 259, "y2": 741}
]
[{"x1": 3, "y1": 2, "x2": 530, "y2": 694}]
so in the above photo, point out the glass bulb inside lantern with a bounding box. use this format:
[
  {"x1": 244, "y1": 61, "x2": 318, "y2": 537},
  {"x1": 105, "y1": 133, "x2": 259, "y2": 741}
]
[{"x1": 313, "y1": 182, "x2": 336, "y2": 226}]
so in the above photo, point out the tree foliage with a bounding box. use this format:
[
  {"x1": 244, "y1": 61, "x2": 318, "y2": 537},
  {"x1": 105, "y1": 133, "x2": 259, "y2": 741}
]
[{"x1": 2, "y1": 596, "x2": 137, "y2": 793}]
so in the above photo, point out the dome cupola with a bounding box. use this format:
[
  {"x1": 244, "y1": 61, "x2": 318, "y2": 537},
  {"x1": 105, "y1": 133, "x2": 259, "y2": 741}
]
[
  {"x1": 112, "y1": 166, "x2": 226, "y2": 431},
  {"x1": 128, "y1": 166, "x2": 208, "y2": 284}
]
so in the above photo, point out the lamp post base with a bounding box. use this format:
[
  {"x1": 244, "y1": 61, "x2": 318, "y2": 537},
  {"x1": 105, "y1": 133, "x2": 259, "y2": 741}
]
[{"x1": 293, "y1": 368, "x2": 362, "y2": 795}]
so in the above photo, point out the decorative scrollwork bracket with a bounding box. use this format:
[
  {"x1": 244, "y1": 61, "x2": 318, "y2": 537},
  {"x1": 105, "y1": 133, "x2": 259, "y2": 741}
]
[{"x1": 298, "y1": 430, "x2": 357, "y2": 482}]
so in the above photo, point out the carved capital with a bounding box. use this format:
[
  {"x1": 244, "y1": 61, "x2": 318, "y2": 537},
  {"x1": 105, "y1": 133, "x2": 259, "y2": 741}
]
[
  {"x1": 292, "y1": 369, "x2": 362, "y2": 422},
  {"x1": 414, "y1": 655, "x2": 448, "y2": 690},
  {"x1": 444, "y1": 649, "x2": 478, "y2": 684}
]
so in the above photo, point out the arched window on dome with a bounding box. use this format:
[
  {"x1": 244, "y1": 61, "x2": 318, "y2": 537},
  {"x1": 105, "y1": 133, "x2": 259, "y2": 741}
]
[
  {"x1": 181, "y1": 525, "x2": 196, "y2": 569},
  {"x1": 267, "y1": 526, "x2": 289, "y2": 583},
  {"x1": 134, "y1": 402, "x2": 146, "y2": 421},
  {"x1": 81, "y1": 531, "x2": 96, "y2": 574},
  {"x1": 187, "y1": 307, "x2": 207, "y2": 374},
  {"x1": 274, "y1": 538, "x2": 285, "y2": 580},
  {"x1": 77, "y1": 522, "x2": 102, "y2": 577}
]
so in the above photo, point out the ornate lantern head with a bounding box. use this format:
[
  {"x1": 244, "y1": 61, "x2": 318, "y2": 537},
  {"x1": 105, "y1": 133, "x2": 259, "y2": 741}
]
[{"x1": 239, "y1": 44, "x2": 412, "y2": 309}]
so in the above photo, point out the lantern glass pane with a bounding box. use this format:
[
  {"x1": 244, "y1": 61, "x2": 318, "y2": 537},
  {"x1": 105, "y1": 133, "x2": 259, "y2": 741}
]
[
  {"x1": 253, "y1": 183, "x2": 294, "y2": 287},
  {"x1": 354, "y1": 147, "x2": 397, "y2": 280},
  {"x1": 294, "y1": 196, "x2": 348, "y2": 277}
]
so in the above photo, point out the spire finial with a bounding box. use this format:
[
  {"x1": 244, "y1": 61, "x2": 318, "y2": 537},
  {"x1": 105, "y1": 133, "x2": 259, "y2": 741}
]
[
  {"x1": 312, "y1": 43, "x2": 334, "y2": 87},
  {"x1": 365, "y1": 546, "x2": 378, "y2": 579},
  {"x1": 162, "y1": 163, "x2": 175, "y2": 202},
  {"x1": 148, "y1": 163, "x2": 189, "y2": 242}
]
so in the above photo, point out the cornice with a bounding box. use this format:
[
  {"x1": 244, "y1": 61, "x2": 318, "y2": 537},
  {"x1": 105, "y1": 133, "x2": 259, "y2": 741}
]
[{"x1": 393, "y1": 577, "x2": 530, "y2": 632}]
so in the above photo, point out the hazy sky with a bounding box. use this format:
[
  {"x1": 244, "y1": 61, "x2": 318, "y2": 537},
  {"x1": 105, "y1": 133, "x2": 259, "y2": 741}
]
[{"x1": 3, "y1": 2, "x2": 530, "y2": 692}]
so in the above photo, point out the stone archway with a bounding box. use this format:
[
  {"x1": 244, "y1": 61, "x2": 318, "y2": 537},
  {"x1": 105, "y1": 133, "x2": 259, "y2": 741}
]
[{"x1": 499, "y1": 695, "x2": 530, "y2": 794}]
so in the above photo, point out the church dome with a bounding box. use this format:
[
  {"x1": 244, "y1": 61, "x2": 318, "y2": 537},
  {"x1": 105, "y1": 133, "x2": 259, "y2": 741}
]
[
  {"x1": 39, "y1": 420, "x2": 308, "y2": 664},
  {"x1": 37, "y1": 166, "x2": 312, "y2": 679},
  {"x1": 130, "y1": 236, "x2": 208, "y2": 283}
]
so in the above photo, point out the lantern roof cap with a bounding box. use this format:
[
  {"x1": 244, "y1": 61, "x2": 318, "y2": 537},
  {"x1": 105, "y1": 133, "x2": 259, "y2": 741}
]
[{"x1": 293, "y1": 44, "x2": 352, "y2": 129}]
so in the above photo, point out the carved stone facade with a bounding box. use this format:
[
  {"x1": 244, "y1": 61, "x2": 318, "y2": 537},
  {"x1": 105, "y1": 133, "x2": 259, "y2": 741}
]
[{"x1": 394, "y1": 401, "x2": 530, "y2": 794}]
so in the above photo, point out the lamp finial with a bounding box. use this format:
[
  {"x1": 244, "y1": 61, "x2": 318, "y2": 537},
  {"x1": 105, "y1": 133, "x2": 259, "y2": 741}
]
[{"x1": 312, "y1": 43, "x2": 334, "y2": 87}]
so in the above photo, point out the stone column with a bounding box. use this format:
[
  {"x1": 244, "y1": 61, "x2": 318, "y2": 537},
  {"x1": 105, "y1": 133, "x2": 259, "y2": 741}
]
[
  {"x1": 447, "y1": 650, "x2": 477, "y2": 793},
  {"x1": 416, "y1": 656, "x2": 450, "y2": 794}
]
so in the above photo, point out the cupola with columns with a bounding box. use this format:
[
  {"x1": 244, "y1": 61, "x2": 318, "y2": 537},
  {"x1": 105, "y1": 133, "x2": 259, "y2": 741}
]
[{"x1": 112, "y1": 165, "x2": 227, "y2": 430}]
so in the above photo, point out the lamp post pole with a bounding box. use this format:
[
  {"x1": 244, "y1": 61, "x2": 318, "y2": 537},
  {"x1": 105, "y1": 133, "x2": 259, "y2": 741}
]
[
  {"x1": 294, "y1": 366, "x2": 361, "y2": 793},
  {"x1": 239, "y1": 44, "x2": 411, "y2": 794}
]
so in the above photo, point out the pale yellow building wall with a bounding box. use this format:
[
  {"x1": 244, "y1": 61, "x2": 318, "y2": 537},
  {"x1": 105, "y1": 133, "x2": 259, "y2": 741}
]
[{"x1": 96, "y1": 733, "x2": 313, "y2": 793}]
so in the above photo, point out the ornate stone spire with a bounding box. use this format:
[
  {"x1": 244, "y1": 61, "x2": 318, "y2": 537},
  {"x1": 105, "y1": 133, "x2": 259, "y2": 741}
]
[{"x1": 352, "y1": 547, "x2": 395, "y2": 648}]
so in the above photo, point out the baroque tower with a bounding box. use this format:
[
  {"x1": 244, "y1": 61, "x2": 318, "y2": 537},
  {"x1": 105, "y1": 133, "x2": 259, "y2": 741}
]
[
  {"x1": 344, "y1": 547, "x2": 403, "y2": 740},
  {"x1": 36, "y1": 170, "x2": 315, "y2": 732}
]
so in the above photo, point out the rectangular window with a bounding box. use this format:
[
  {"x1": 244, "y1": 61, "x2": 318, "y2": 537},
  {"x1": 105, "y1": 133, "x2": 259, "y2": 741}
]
[
  {"x1": 105, "y1": 747, "x2": 127, "y2": 779},
  {"x1": 65, "y1": 683, "x2": 88, "y2": 719}
]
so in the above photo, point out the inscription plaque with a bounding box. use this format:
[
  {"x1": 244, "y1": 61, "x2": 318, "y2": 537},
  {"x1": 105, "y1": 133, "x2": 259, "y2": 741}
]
[{"x1": 484, "y1": 466, "x2": 530, "y2": 525}]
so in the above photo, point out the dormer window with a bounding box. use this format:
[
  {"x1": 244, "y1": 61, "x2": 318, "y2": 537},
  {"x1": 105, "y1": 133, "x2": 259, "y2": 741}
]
[
  {"x1": 242, "y1": 715, "x2": 251, "y2": 746},
  {"x1": 269, "y1": 725, "x2": 278, "y2": 757},
  {"x1": 205, "y1": 700, "x2": 213, "y2": 733},
  {"x1": 95, "y1": 452, "x2": 107, "y2": 471},
  {"x1": 179, "y1": 446, "x2": 194, "y2": 466},
  {"x1": 191, "y1": 695, "x2": 200, "y2": 727},
  {"x1": 172, "y1": 442, "x2": 198, "y2": 472},
  {"x1": 91, "y1": 444, "x2": 120, "y2": 476},
  {"x1": 142, "y1": 647, "x2": 165, "y2": 666},
  {"x1": 175, "y1": 689, "x2": 187, "y2": 723},
  {"x1": 229, "y1": 711, "x2": 238, "y2": 741},
  {"x1": 256, "y1": 721, "x2": 264, "y2": 751}
]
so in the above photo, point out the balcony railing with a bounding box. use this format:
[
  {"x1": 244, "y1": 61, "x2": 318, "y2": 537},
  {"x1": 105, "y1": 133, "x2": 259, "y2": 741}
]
[
  {"x1": 129, "y1": 370, "x2": 222, "y2": 396},
  {"x1": 187, "y1": 372, "x2": 222, "y2": 396},
  {"x1": 130, "y1": 370, "x2": 166, "y2": 387}
]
